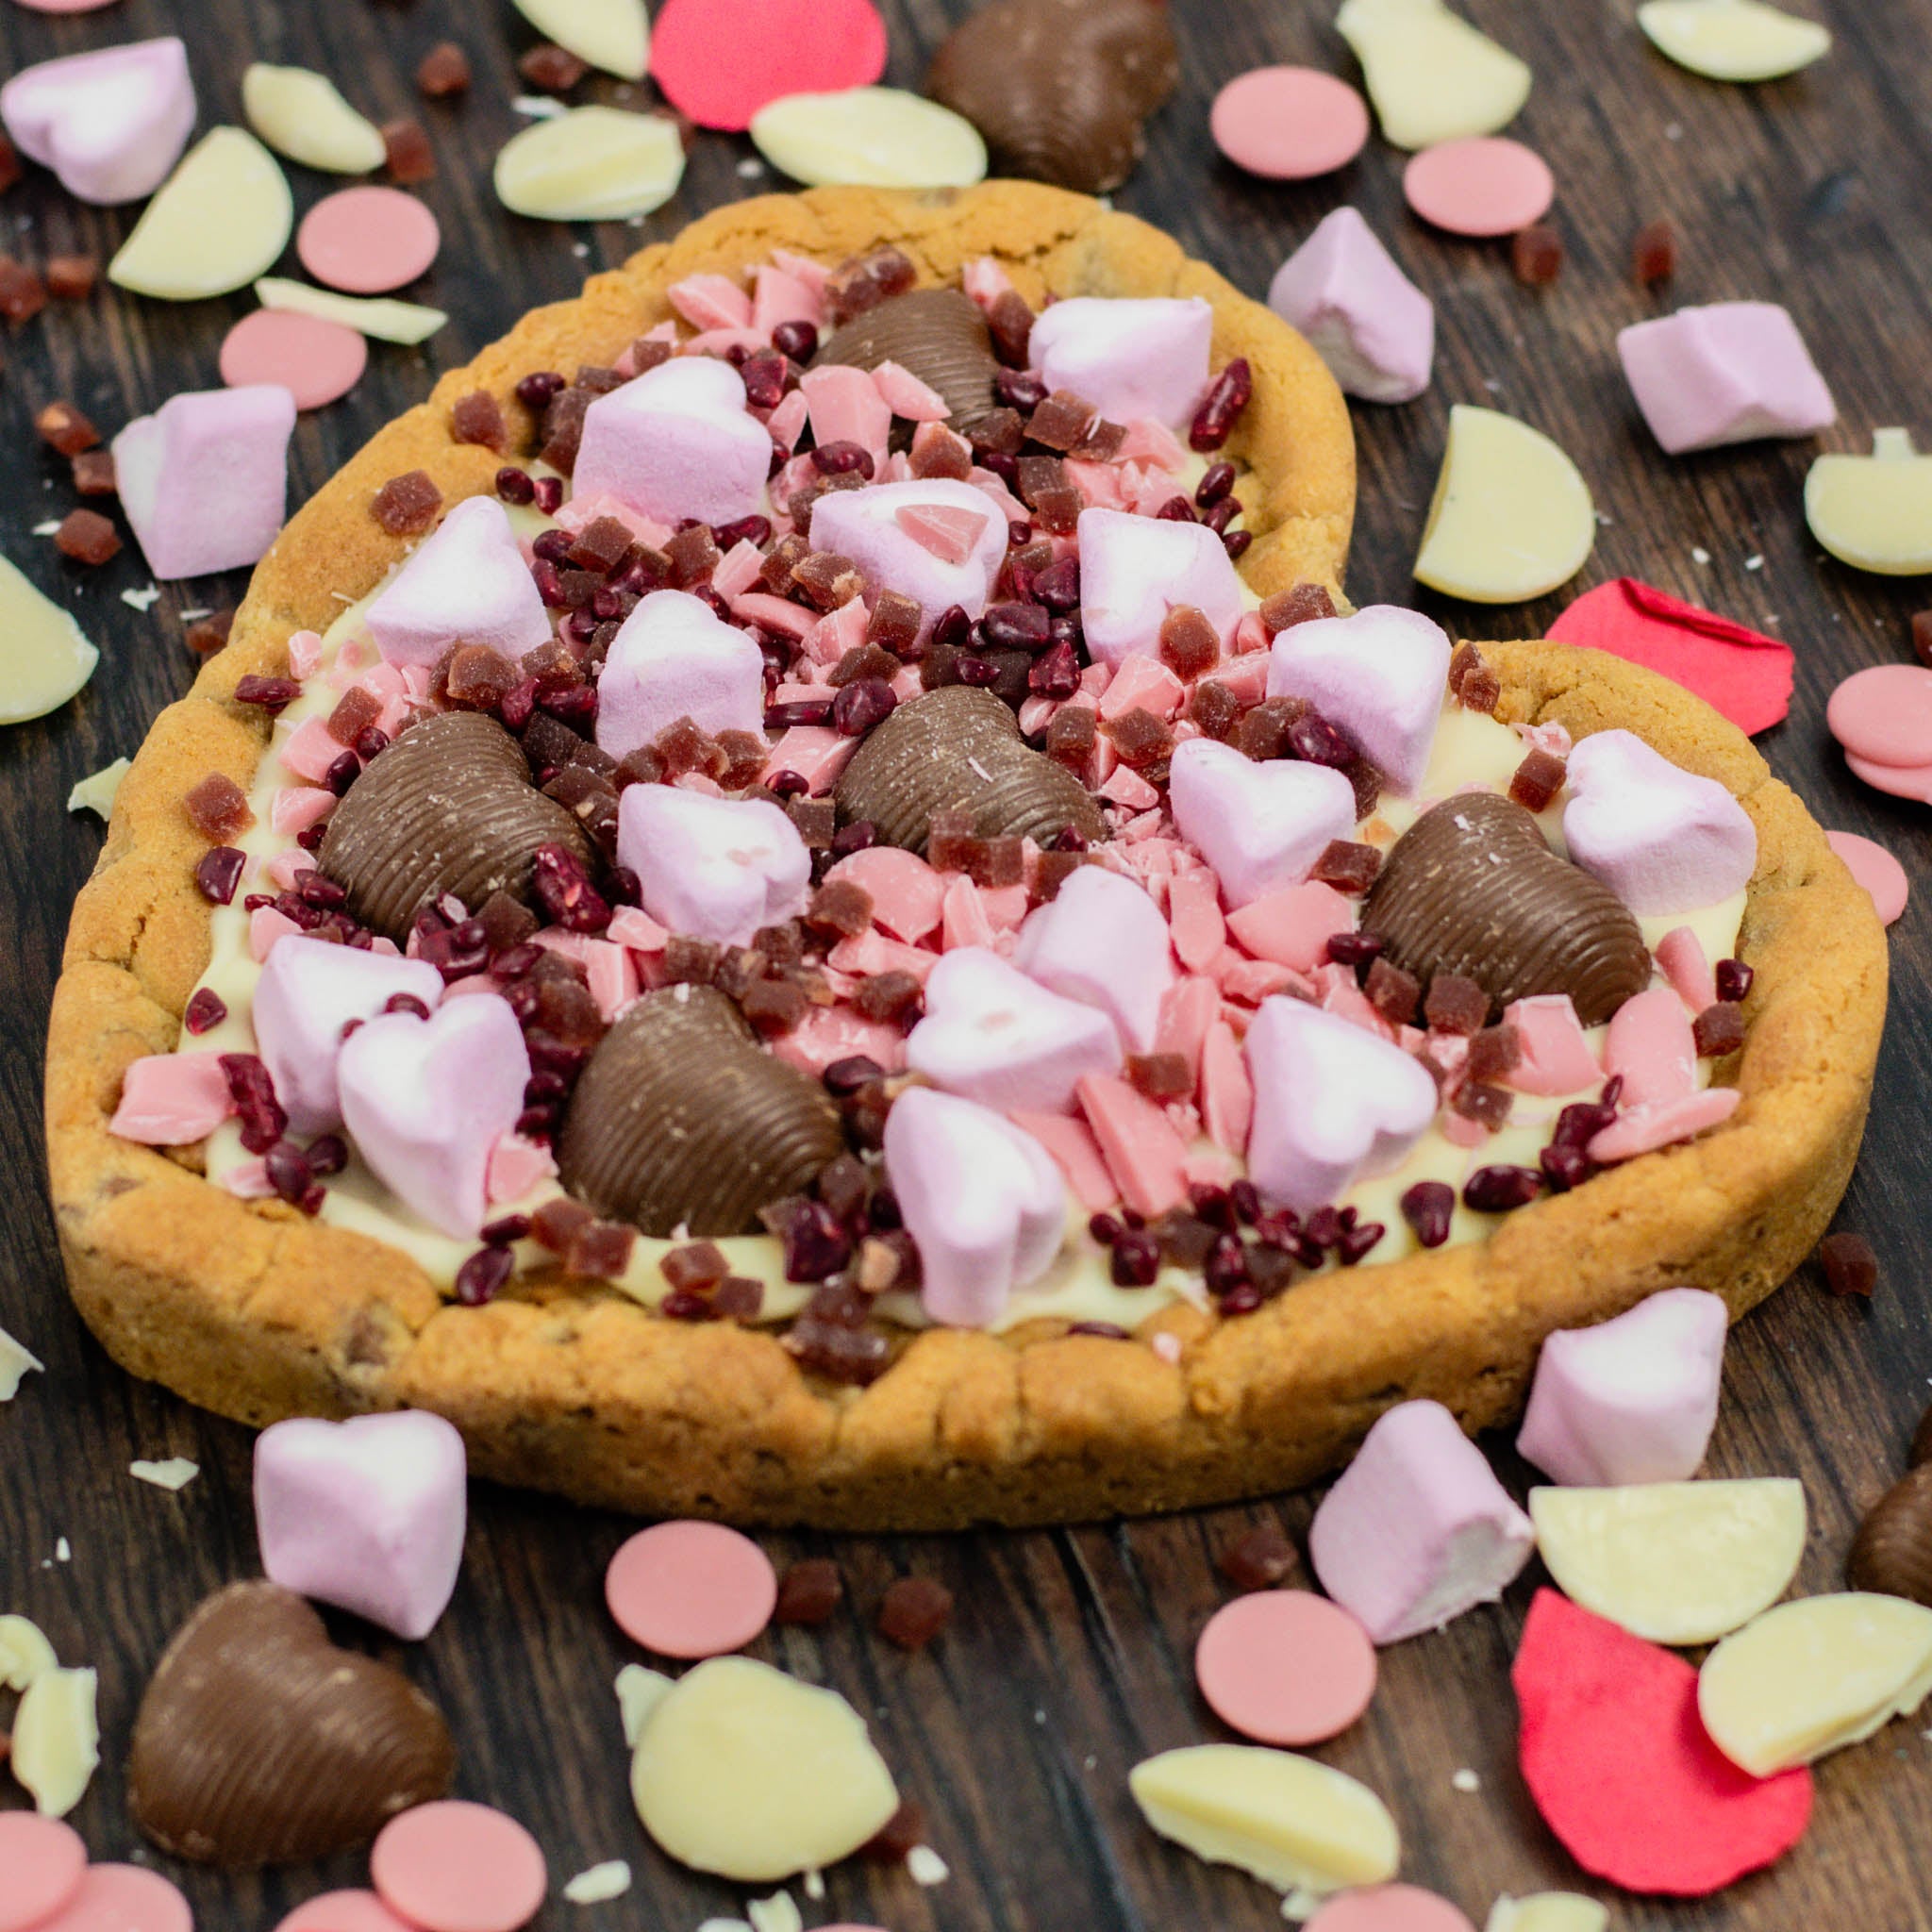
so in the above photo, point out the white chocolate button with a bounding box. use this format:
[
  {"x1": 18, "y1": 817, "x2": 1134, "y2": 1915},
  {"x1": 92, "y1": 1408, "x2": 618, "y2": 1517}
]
[
  {"x1": 0, "y1": 1614, "x2": 58, "y2": 1689},
  {"x1": 1638, "y1": 0, "x2": 1829, "y2": 82},
  {"x1": 1805, "y1": 428, "x2": 1932, "y2": 575},
  {"x1": 11, "y1": 1666, "x2": 99, "y2": 1818},
  {"x1": 242, "y1": 63, "x2": 385, "y2": 174},
  {"x1": 1529, "y1": 1479, "x2": 1806, "y2": 1645},
  {"x1": 0, "y1": 1325, "x2": 42, "y2": 1399},
  {"x1": 1486, "y1": 1895, "x2": 1609, "y2": 1932},
  {"x1": 67, "y1": 758, "x2": 129, "y2": 818},
  {"x1": 1698, "y1": 1592, "x2": 1932, "y2": 1775},
  {"x1": 1414, "y1": 404, "x2": 1596, "y2": 603},
  {"x1": 494, "y1": 106, "x2": 686, "y2": 222},
  {"x1": 629, "y1": 1657, "x2": 899, "y2": 1882},
  {"x1": 0, "y1": 554, "x2": 97, "y2": 724},
  {"x1": 255, "y1": 277, "x2": 448, "y2": 345},
  {"x1": 1128, "y1": 1744, "x2": 1399, "y2": 1900},
  {"x1": 513, "y1": 0, "x2": 651, "y2": 80},
  {"x1": 109, "y1": 127, "x2": 293, "y2": 301},
  {"x1": 1335, "y1": 0, "x2": 1531, "y2": 151},
  {"x1": 750, "y1": 88, "x2": 987, "y2": 189}
]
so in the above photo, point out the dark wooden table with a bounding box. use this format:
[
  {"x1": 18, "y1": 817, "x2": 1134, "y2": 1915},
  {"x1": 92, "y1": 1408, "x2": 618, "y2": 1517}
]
[{"x1": 4, "y1": 2, "x2": 1929, "y2": 1927}]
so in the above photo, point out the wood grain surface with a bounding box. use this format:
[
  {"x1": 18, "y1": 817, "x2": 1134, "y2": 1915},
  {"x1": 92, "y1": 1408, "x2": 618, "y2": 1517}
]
[{"x1": 4, "y1": 2, "x2": 1929, "y2": 1928}]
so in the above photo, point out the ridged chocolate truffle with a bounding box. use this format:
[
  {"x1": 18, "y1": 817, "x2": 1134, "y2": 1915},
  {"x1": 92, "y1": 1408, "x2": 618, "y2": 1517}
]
[
  {"x1": 320, "y1": 710, "x2": 592, "y2": 942},
  {"x1": 1847, "y1": 1464, "x2": 1932, "y2": 1608},
  {"x1": 836, "y1": 685, "x2": 1106, "y2": 854},
  {"x1": 1362, "y1": 790, "x2": 1650, "y2": 1025},
  {"x1": 814, "y1": 290, "x2": 1000, "y2": 434},
  {"x1": 558, "y1": 985, "x2": 844, "y2": 1238}
]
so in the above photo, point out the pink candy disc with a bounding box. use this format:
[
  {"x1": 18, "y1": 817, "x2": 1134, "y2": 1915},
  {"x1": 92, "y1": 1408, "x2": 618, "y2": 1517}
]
[
  {"x1": 274, "y1": 1892, "x2": 419, "y2": 1932},
  {"x1": 221, "y1": 309, "x2": 368, "y2": 410},
  {"x1": 11, "y1": 0, "x2": 122, "y2": 10},
  {"x1": 298, "y1": 187, "x2": 441, "y2": 295},
  {"x1": 651, "y1": 0, "x2": 889, "y2": 132},
  {"x1": 1210, "y1": 67, "x2": 1370, "y2": 180},
  {"x1": 1826, "y1": 830, "x2": 1909, "y2": 925},
  {"x1": 1844, "y1": 750, "x2": 1932, "y2": 804},
  {"x1": 1194, "y1": 1590, "x2": 1378, "y2": 1745},
  {"x1": 370, "y1": 1802, "x2": 548, "y2": 1932},
  {"x1": 605, "y1": 1519, "x2": 778, "y2": 1658},
  {"x1": 1305, "y1": 1885, "x2": 1478, "y2": 1932},
  {"x1": 29, "y1": 1865, "x2": 193, "y2": 1932},
  {"x1": 1403, "y1": 137, "x2": 1556, "y2": 238},
  {"x1": 0, "y1": 1813, "x2": 87, "y2": 1932},
  {"x1": 1826, "y1": 663, "x2": 1932, "y2": 769}
]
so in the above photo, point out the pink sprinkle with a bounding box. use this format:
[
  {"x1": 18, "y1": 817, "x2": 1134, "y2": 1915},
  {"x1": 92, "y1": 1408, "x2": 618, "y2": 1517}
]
[
  {"x1": 826, "y1": 928, "x2": 938, "y2": 985},
  {"x1": 979, "y1": 882, "x2": 1029, "y2": 933},
  {"x1": 968, "y1": 463, "x2": 1028, "y2": 525},
  {"x1": 606, "y1": 1520, "x2": 777, "y2": 1658},
  {"x1": 1008, "y1": 1107, "x2": 1116, "y2": 1210},
  {"x1": 769, "y1": 1004, "x2": 908, "y2": 1077},
  {"x1": 711, "y1": 538, "x2": 765, "y2": 602},
  {"x1": 871, "y1": 359, "x2": 950, "y2": 422},
  {"x1": 1603, "y1": 986, "x2": 1698, "y2": 1111},
  {"x1": 828, "y1": 846, "x2": 946, "y2": 943},
  {"x1": 1654, "y1": 925, "x2": 1718, "y2": 1013},
  {"x1": 1117, "y1": 418, "x2": 1189, "y2": 471},
  {"x1": 752, "y1": 262, "x2": 823, "y2": 334},
  {"x1": 1076, "y1": 1073, "x2": 1190, "y2": 1217},
  {"x1": 728, "y1": 590, "x2": 815, "y2": 640},
  {"x1": 895, "y1": 502, "x2": 990, "y2": 565},
  {"x1": 765, "y1": 388, "x2": 809, "y2": 453},
  {"x1": 1589, "y1": 1087, "x2": 1740, "y2": 1164},
  {"x1": 1168, "y1": 871, "x2": 1226, "y2": 971},
  {"x1": 1155, "y1": 974, "x2": 1220, "y2": 1081},
  {"x1": 1098, "y1": 654, "x2": 1186, "y2": 724},
  {"x1": 1213, "y1": 652, "x2": 1271, "y2": 705},
  {"x1": 110, "y1": 1052, "x2": 234, "y2": 1145},
  {"x1": 583, "y1": 938, "x2": 640, "y2": 1021},
  {"x1": 249, "y1": 906, "x2": 304, "y2": 962},
  {"x1": 371, "y1": 1803, "x2": 547, "y2": 1932},
  {"x1": 1063, "y1": 458, "x2": 1130, "y2": 512},
  {"x1": 668, "y1": 272, "x2": 753, "y2": 333},
  {"x1": 961, "y1": 255, "x2": 1016, "y2": 309},
  {"x1": 800, "y1": 363, "x2": 891, "y2": 459},
  {"x1": 607, "y1": 906, "x2": 671, "y2": 954},
  {"x1": 1199, "y1": 1020, "x2": 1253, "y2": 1151},
  {"x1": 287, "y1": 629, "x2": 325, "y2": 679},
  {"x1": 1232, "y1": 610, "x2": 1271, "y2": 656},
  {"x1": 765, "y1": 724, "x2": 854, "y2": 792},
  {"x1": 801, "y1": 594, "x2": 869, "y2": 666},
  {"x1": 941, "y1": 874, "x2": 997, "y2": 951},
  {"x1": 1226, "y1": 881, "x2": 1356, "y2": 974},
  {"x1": 1100, "y1": 766, "x2": 1161, "y2": 811},
  {"x1": 486, "y1": 1133, "x2": 556, "y2": 1205},
  {"x1": 219, "y1": 1158, "x2": 277, "y2": 1198},
  {"x1": 1503, "y1": 994, "x2": 1601, "y2": 1095},
  {"x1": 553, "y1": 491, "x2": 673, "y2": 550},
  {"x1": 1151, "y1": 1330, "x2": 1183, "y2": 1363},
  {"x1": 1218, "y1": 956, "x2": 1306, "y2": 1005},
  {"x1": 265, "y1": 848, "x2": 317, "y2": 892}
]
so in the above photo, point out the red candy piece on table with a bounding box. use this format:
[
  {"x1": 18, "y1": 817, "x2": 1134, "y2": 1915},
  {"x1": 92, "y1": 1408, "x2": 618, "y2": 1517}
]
[
  {"x1": 370, "y1": 1802, "x2": 547, "y2": 1932},
  {"x1": 1546, "y1": 577, "x2": 1795, "y2": 735},
  {"x1": 0, "y1": 1814, "x2": 87, "y2": 1932},
  {"x1": 650, "y1": 0, "x2": 888, "y2": 131},
  {"x1": 605, "y1": 1518, "x2": 778, "y2": 1657},
  {"x1": 221, "y1": 309, "x2": 368, "y2": 411},
  {"x1": 1513, "y1": 1589, "x2": 1812, "y2": 1895}
]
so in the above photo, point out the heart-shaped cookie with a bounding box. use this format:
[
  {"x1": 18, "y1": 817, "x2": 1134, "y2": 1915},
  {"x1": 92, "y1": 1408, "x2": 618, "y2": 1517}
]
[
  {"x1": 129, "y1": 1581, "x2": 456, "y2": 1869},
  {"x1": 1168, "y1": 737, "x2": 1359, "y2": 909}
]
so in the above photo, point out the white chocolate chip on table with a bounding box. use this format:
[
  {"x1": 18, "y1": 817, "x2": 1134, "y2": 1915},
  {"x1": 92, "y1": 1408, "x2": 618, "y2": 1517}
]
[
  {"x1": 614, "y1": 1661, "x2": 675, "y2": 1747},
  {"x1": 0, "y1": 555, "x2": 98, "y2": 725},
  {"x1": 1638, "y1": 0, "x2": 1831, "y2": 82},
  {"x1": 750, "y1": 88, "x2": 989, "y2": 190},
  {"x1": 1486, "y1": 1895, "x2": 1609, "y2": 1932},
  {"x1": 109, "y1": 127, "x2": 293, "y2": 301},
  {"x1": 0, "y1": 1613, "x2": 58, "y2": 1689},
  {"x1": 511, "y1": 0, "x2": 651, "y2": 80},
  {"x1": 1805, "y1": 428, "x2": 1932, "y2": 575},
  {"x1": 11, "y1": 1664, "x2": 100, "y2": 1818},
  {"x1": 255, "y1": 278, "x2": 449, "y2": 345},
  {"x1": 66, "y1": 758, "x2": 130, "y2": 819},
  {"x1": 494, "y1": 106, "x2": 687, "y2": 222},
  {"x1": 242, "y1": 63, "x2": 386, "y2": 174},
  {"x1": 0, "y1": 1322, "x2": 45, "y2": 1398},
  {"x1": 1335, "y1": 0, "x2": 1532, "y2": 150}
]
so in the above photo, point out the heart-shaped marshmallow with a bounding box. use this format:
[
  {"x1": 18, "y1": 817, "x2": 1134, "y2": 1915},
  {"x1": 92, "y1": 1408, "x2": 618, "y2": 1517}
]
[
  {"x1": 364, "y1": 494, "x2": 552, "y2": 670},
  {"x1": 884, "y1": 1088, "x2": 1066, "y2": 1327},
  {"x1": 253, "y1": 935, "x2": 445, "y2": 1137},
  {"x1": 1244, "y1": 994, "x2": 1438, "y2": 1213},
  {"x1": 1078, "y1": 507, "x2": 1245, "y2": 666},
  {"x1": 256, "y1": 1412, "x2": 467, "y2": 1640},
  {"x1": 1618, "y1": 302, "x2": 1834, "y2": 456},
  {"x1": 1561, "y1": 729, "x2": 1757, "y2": 914},
  {"x1": 575, "y1": 356, "x2": 773, "y2": 527},
  {"x1": 906, "y1": 946, "x2": 1123, "y2": 1113},
  {"x1": 1011, "y1": 864, "x2": 1174, "y2": 1052},
  {"x1": 0, "y1": 38, "x2": 195, "y2": 205},
  {"x1": 337, "y1": 996, "x2": 531, "y2": 1238},
  {"x1": 1168, "y1": 737, "x2": 1358, "y2": 909},
  {"x1": 808, "y1": 478, "x2": 1007, "y2": 633},
  {"x1": 1266, "y1": 604, "x2": 1451, "y2": 795},
  {"x1": 1267, "y1": 207, "x2": 1434, "y2": 405},
  {"x1": 1027, "y1": 296, "x2": 1212, "y2": 430},
  {"x1": 616, "y1": 787, "x2": 812, "y2": 946},
  {"x1": 594, "y1": 589, "x2": 766, "y2": 760}
]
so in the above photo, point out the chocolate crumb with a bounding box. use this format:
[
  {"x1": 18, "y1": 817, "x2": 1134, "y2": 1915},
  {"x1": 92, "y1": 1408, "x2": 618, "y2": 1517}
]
[
  {"x1": 1218, "y1": 1524, "x2": 1298, "y2": 1593},
  {"x1": 877, "y1": 1575, "x2": 953, "y2": 1651},
  {"x1": 774, "y1": 1557, "x2": 843, "y2": 1625},
  {"x1": 416, "y1": 42, "x2": 472, "y2": 97},
  {"x1": 1819, "y1": 1230, "x2": 1877, "y2": 1298},
  {"x1": 72, "y1": 449, "x2": 116, "y2": 497},
  {"x1": 37, "y1": 401, "x2": 99, "y2": 455}
]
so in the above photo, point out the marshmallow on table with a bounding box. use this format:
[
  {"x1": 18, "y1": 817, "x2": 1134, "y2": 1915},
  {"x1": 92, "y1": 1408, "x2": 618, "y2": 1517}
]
[
  {"x1": 808, "y1": 479, "x2": 1008, "y2": 632},
  {"x1": 255, "y1": 1411, "x2": 467, "y2": 1641},
  {"x1": 338, "y1": 996, "x2": 531, "y2": 1239},
  {"x1": 111, "y1": 386, "x2": 296, "y2": 580},
  {"x1": 1618, "y1": 303, "x2": 1834, "y2": 456},
  {"x1": 1026, "y1": 297, "x2": 1213, "y2": 431},
  {"x1": 906, "y1": 947, "x2": 1123, "y2": 1114},
  {"x1": 594, "y1": 589, "x2": 766, "y2": 759},
  {"x1": 1078, "y1": 507, "x2": 1245, "y2": 666},
  {"x1": 1562, "y1": 730, "x2": 1757, "y2": 913},
  {"x1": 1516, "y1": 1287, "x2": 1729, "y2": 1488},
  {"x1": 1309, "y1": 1399, "x2": 1536, "y2": 1645},
  {"x1": 1244, "y1": 995, "x2": 1438, "y2": 1215},
  {"x1": 1266, "y1": 604, "x2": 1451, "y2": 795},
  {"x1": 1011, "y1": 865, "x2": 1174, "y2": 1053},
  {"x1": 252, "y1": 935, "x2": 445, "y2": 1136},
  {"x1": 1168, "y1": 737, "x2": 1359, "y2": 909},
  {"x1": 616, "y1": 786, "x2": 811, "y2": 947},
  {"x1": 1267, "y1": 208, "x2": 1435, "y2": 405},
  {"x1": 364, "y1": 494, "x2": 552, "y2": 670},
  {"x1": 0, "y1": 38, "x2": 195, "y2": 205},
  {"x1": 885, "y1": 1089, "x2": 1066, "y2": 1328},
  {"x1": 574, "y1": 357, "x2": 772, "y2": 527}
]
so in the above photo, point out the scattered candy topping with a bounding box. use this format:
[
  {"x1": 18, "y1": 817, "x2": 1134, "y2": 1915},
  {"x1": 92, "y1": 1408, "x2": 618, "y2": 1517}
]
[
  {"x1": 1638, "y1": 0, "x2": 1830, "y2": 82},
  {"x1": 1210, "y1": 67, "x2": 1371, "y2": 180},
  {"x1": 1619, "y1": 301, "x2": 1834, "y2": 454},
  {"x1": 1403, "y1": 136, "x2": 1556, "y2": 239},
  {"x1": 606, "y1": 1520, "x2": 779, "y2": 1658},
  {"x1": 1305, "y1": 1887, "x2": 1477, "y2": 1932},
  {"x1": 1194, "y1": 1591, "x2": 1377, "y2": 1745},
  {"x1": 512, "y1": 0, "x2": 651, "y2": 80},
  {"x1": 0, "y1": 1813, "x2": 87, "y2": 1932},
  {"x1": 254, "y1": 279, "x2": 448, "y2": 344},
  {"x1": 108, "y1": 126, "x2": 292, "y2": 301},
  {"x1": 273, "y1": 1893, "x2": 417, "y2": 1932},
  {"x1": 877, "y1": 1574, "x2": 955, "y2": 1651},
  {"x1": 370, "y1": 1802, "x2": 549, "y2": 1932},
  {"x1": 651, "y1": 0, "x2": 885, "y2": 131},
  {"x1": 492, "y1": 105, "x2": 687, "y2": 221},
  {"x1": 221, "y1": 308, "x2": 369, "y2": 409},
  {"x1": 298, "y1": 186, "x2": 441, "y2": 295},
  {"x1": 1806, "y1": 427, "x2": 1932, "y2": 575},
  {"x1": 1824, "y1": 829, "x2": 1908, "y2": 924},
  {"x1": 1336, "y1": 0, "x2": 1530, "y2": 151},
  {"x1": 0, "y1": 552, "x2": 97, "y2": 724},
  {"x1": 0, "y1": 38, "x2": 195, "y2": 206},
  {"x1": 1268, "y1": 208, "x2": 1435, "y2": 404},
  {"x1": 1826, "y1": 661, "x2": 1932, "y2": 802},
  {"x1": 1485, "y1": 1899, "x2": 1607, "y2": 1932},
  {"x1": 8, "y1": 1659, "x2": 98, "y2": 1819},
  {"x1": 752, "y1": 87, "x2": 986, "y2": 189},
  {"x1": 242, "y1": 62, "x2": 387, "y2": 174},
  {"x1": 18, "y1": 1865, "x2": 192, "y2": 1932}
]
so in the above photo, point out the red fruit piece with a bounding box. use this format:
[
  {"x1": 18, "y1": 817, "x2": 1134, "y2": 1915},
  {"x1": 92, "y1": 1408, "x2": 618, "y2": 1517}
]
[
  {"x1": 650, "y1": 0, "x2": 887, "y2": 131},
  {"x1": 1513, "y1": 1589, "x2": 1812, "y2": 1896}
]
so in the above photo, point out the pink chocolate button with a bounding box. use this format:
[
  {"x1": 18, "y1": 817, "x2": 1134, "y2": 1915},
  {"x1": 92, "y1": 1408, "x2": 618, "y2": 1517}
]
[
  {"x1": 1305, "y1": 1885, "x2": 1478, "y2": 1932},
  {"x1": 1194, "y1": 1590, "x2": 1378, "y2": 1745},
  {"x1": 221, "y1": 309, "x2": 369, "y2": 410},
  {"x1": 0, "y1": 1814, "x2": 87, "y2": 1932},
  {"x1": 12, "y1": 0, "x2": 120, "y2": 9},
  {"x1": 1844, "y1": 749, "x2": 1932, "y2": 803},
  {"x1": 1210, "y1": 67, "x2": 1370, "y2": 180},
  {"x1": 275, "y1": 1893, "x2": 419, "y2": 1932},
  {"x1": 298, "y1": 187, "x2": 441, "y2": 295},
  {"x1": 30, "y1": 1865, "x2": 193, "y2": 1932},
  {"x1": 605, "y1": 1519, "x2": 777, "y2": 1658},
  {"x1": 1404, "y1": 137, "x2": 1556, "y2": 238},
  {"x1": 1826, "y1": 830, "x2": 1908, "y2": 925},
  {"x1": 370, "y1": 1802, "x2": 547, "y2": 1932},
  {"x1": 1826, "y1": 663, "x2": 1932, "y2": 769}
]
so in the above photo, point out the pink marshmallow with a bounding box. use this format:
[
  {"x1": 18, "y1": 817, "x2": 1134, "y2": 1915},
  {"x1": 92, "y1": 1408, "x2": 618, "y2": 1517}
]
[
  {"x1": 1027, "y1": 297, "x2": 1213, "y2": 431},
  {"x1": 809, "y1": 480, "x2": 1008, "y2": 632},
  {"x1": 1501, "y1": 994, "x2": 1602, "y2": 1096},
  {"x1": 1226, "y1": 881, "x2": 1357, "y2": 974},
  {"x1": 667, "y1": 273, "x2": 753, "y2": 333},
  {"x1": 1077, "y1": 508, "x2": 1244, "y2": 666},
  {"x1": 1618, "y1": 302, "x2": 1835, "y2": 455},
  {"x1": 1562, "y1": 730, "x2": 1757, "y2": 914},
  {"x1": 337, "y1": 996, "x2": 531, "y2": 1239},
  {"x1": 109, "y1": 1050, "x2": 233, "y2": 1145},
  {"x1": 616, "y1": 787, "x2": 811, "y2": 947},
  {"x1": 1245, "y1": 995, "x2": 1438, "y2": 1213},
  {"x1": 1309, "y1": 1399, "x2": 1536, "y2": 1645},
  {"x1": 825, "y1": 846, "x2": 945, "y2": 943},
  {"x1": 1266, "y1": 605, "x2": 1451, "y2": 795},
  {"x1": 799, "y1": 363, "x2": 891, "y2": 461},
  {"x1": 593, "y1": 589, "x2": 765, "y2": 759},
  {"x1": 254, "y1": 1411, "x2": 467, "y2": 1641},
  {"x1": 253, "y1": 936, "x2": 445, "y2": 1137},
  {"x1": 1168, "y1": 870, "x2": 1226, "y2": 971},
  {"x1": 1075, "y1": 1074, "x2": 1190, "y2": 1218},
  {"x1": 1008, "y1": 1108, "x2": 1116, "y2": 1212},
  {"x1": 363, "y1": 495, "x2": 552, "y2": 670},
  {"x1": 1012, "y1": 865, "x2": 1174, "y2": 1052},
  {"x1": 111, "y1": 385, "x2": 295, "y2": 580},
  {"x1": 907, "y1": 947, "x2": 1123, "y2": 1113},
  {"x1": 575, "y1": 358, "x2": 772, "y2": 527},
  {"x1": 1168, "y1": 737, "x2": 1359, "y2": 909},
  {"x1": 1516, "y1": 1287, "x2": 1729, "y2": 1488},
  {"x1": 886, "y1": 1089, "x2": 1066, "y2": 1328},
  {"x1": 1266, "y1": 208, "x2": 1434, "y2": 405},
  {"x1": 1654, "y1": 924, "x2": 1718, "y2": 1014},
  {"x1": 1, "y1": 37, "x2": 194, "y2": 205}
]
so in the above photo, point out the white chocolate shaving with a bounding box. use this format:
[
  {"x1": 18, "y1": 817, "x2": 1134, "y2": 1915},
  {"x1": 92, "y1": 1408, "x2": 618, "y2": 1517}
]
[
  {"x1": 68, "y1": 758, "x2": 130, "y2": 818},
  {"x1": 0, "y1": 1614, "x2": 58, "y2": 1690},
  {"x1": 129, "y1": 1457, "x2": 201, "y2": 1491},
  {"x1": 1335, "y1": 0, "x2": 1532, "y2": 150},
  {"x1": 242, "y1": 63, "x2": 386, "y2": 174},
  {"x1": 1487, "y1": 1895, "x2": 1610, "y2": 1932},
  {"x1": 746, "y1": 1892, "x2": 803, "y2": 1932},
  {"x1": 1638, "y1": 0, "x2": 1829, "y2": 82},
  {"x1": 0, "y1": 1323, "x2": 44, "y2": 1396},
  {"x1": 561, "y1": 1860, "x2": 633, "y2": 1904},
  {"x1": 512, "y1": 0, "x2": 650, "y2": 80},
  {"x1": 494, "y1": 107, "x2": 685, "y2": 223},
  {"x1": 750, "y1": 89, "x2": 988, "y2": 190},
  {"x1": 1805, "y1": 428, "x2": 1932, "y2": 575},
  {"x1": 906, "y1": 1845, "x2": 951, "y2": 1887},
  {"x1": 110, "y1": 127, "x2": 293, "y2": 301},
  {"x1": 11, "y1": 1665, "x2": 100, "y2": 1817},
  {"x1": 255, "y1": 277, "x2": 448, "y2": 346},
  {"x1": 614, "y1": 1660, "x2": 675, "y2": 1747},
  {"x1": 0, "y1": 554, "x2": 98, "y2": 725}
]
